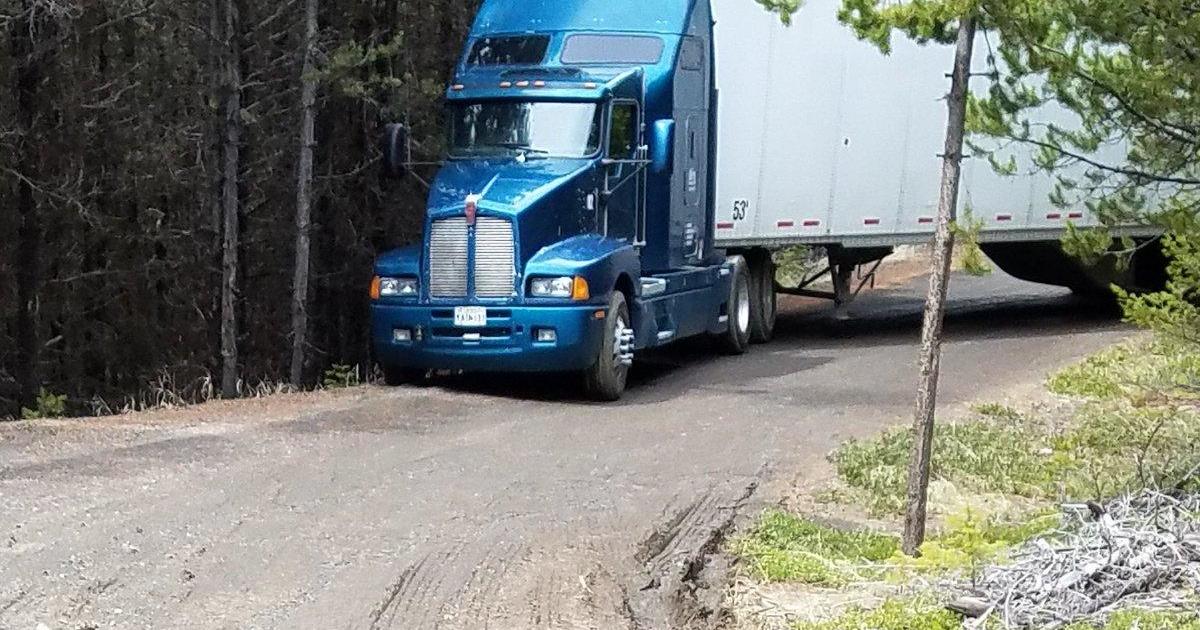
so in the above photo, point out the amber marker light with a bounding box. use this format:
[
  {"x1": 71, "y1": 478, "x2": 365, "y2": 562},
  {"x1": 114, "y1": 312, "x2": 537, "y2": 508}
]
[
  {"x1": 369, "y1": 276, "x2": 382, "y2": 300},
  {"x1": 572, "y1": 277, "x2": 590, "y2": 301}
]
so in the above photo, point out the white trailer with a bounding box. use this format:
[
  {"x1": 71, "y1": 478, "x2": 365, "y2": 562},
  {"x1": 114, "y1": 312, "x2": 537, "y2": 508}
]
[{"x1": 708, "y1": 0, "x2": 1163, "y2": 330}]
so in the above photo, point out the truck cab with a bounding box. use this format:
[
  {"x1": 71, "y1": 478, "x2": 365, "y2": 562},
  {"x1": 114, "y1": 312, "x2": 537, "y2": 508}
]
[{"x1": 371, "y1": 0, "x2": 754, "y2": 400}]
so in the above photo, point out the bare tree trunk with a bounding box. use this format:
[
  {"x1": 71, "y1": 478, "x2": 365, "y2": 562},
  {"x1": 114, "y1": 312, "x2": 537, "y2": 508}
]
[
  {"x1": 903, "y1": 15, "x2": 977, "y2": 557},
  {"x1": 12, "y1": 0, "x2": 45, "y2": 411},
  {"x1": 289, "y1": 0, "x2": 320, "y2": 388},
  {"x1": 219, "y1": 0, "x2": 243, "y2": 399}
]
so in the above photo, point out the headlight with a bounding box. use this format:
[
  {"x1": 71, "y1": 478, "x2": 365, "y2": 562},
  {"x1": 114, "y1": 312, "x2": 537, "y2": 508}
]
[
  {"x1": 530, "y1": 277, "x2": 575, "y2": 298},
  {"x1": 379, "y1": 277, "x2": 419, "y2": 298},
  {"x1": 529, "y1": 276, "x2": 590, "y2": 300}
]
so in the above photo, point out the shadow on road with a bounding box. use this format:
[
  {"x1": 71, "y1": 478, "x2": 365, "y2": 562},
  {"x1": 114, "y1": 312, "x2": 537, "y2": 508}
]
[{"x1": 422, "y1": 274, "x2": 1128, "y2": 405}]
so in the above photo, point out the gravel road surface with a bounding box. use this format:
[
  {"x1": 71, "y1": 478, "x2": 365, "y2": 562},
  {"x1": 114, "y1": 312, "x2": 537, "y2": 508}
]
[{"x1": 0, "y1": 272, "x2": 1130, "y2": 630}]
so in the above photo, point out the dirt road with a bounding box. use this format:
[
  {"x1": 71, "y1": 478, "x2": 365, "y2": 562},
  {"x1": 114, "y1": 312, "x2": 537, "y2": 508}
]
[{"x1": 0, "y1": 272, "x2": 1129, "y2": 630}]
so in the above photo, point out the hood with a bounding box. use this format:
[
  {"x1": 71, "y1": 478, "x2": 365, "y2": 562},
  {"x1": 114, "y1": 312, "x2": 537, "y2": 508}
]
[
  {"x1": 427, "y1": 157, "x2": 601, "y2": 269},
  {"x1": 428, "y1": 158, "x2": 594, "y2": 216}
]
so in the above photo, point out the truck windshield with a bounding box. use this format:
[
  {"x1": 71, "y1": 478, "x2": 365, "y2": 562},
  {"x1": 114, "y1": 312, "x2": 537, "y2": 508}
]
[{"x1": 449, "y1": 102, "x2": 602, "y2": 159}]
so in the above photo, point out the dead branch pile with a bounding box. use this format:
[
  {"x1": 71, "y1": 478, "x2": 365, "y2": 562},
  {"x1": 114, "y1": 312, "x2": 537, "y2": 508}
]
[{"x1": 954, "y1": 490, "x2": 1200, "y2": 629}]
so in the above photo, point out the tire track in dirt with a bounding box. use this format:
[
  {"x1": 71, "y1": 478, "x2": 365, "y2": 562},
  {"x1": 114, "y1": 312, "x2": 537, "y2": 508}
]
[
  {"x1": 437, "y1": 537, "x2": 525, "y2": 628},
  {"x1": 367, "y1": 538, "x2": 469, "y2": 630},
  {"x1": 368, "y1": 555, "x2": 428, "y2": 629},
  {"x1": 625, "y1": 475, "x2": 762, "y2": 630}
]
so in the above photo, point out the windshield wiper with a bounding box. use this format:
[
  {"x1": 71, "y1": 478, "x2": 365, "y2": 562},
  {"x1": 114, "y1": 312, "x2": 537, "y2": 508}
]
[{"x1": 494, "y1": 142, "x2": 551, "y2": 158}]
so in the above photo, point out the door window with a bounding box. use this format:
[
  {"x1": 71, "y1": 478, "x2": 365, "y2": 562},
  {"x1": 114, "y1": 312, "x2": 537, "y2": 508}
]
[
  {"x1": 604, "y1": 101, "x2": 641, "y2": 241},
  {"x1": 608, "y1": 102, "x2": 638, "y2": 158}
]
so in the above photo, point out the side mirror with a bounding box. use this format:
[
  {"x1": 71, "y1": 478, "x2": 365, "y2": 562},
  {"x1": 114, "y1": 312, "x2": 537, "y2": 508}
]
[
  {"x1": 381, "y1": 123, "x2": 410, "y2": 179},
  {"x1": 650, "y1": 119, "x2": 674, "y2": 174}
]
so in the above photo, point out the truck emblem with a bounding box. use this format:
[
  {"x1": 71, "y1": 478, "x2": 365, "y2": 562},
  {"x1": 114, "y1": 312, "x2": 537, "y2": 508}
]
[{"x1": 465, "y1": 194, "x2": 481, "y2": 226}]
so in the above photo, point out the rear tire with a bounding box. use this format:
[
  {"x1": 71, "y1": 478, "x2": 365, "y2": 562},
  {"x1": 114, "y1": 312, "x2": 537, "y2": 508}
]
[
  {"x1": 717, "y1": 261, "x2": 752, "y2": 355},
  {"x1": 381, "y1": 365, "x2": 426, "y2": 387},
  {"x1": 583, "y1": 292, "x2": 632, "y2": 402},
  {"x1": 747, "y1": 251, "x2": 777, "y2": 344}
]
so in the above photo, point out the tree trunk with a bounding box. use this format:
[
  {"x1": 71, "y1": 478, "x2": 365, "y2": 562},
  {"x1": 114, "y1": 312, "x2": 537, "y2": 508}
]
[
  {"x1": 902, "y1": 15, "x2": 977, "y2": 557},
  {"x1": 289, "y1": 0, "x2": 320, "y2": 388},
  {"x1": 12, "y1": 0, "x2": 44, "y2": 411},
  {"x1": 219, "y1": 0, "x2": 243, "y2": 399}
]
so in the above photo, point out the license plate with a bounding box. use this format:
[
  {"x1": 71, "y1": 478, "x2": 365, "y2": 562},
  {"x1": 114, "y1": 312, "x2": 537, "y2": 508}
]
[{"x1": 453, "y1": 306, "x2": 488, "y2": 328}]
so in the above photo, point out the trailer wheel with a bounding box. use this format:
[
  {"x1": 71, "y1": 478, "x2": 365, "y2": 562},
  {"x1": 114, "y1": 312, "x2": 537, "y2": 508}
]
[
  {"x1": 717, "y1": 262, "x2": 752, "y2": 355},
  {"x1": 583, "y1": 292, "x2": 632, "y2": 402},
  {"x1": 747, "y1": 251, "x2": 777, "y2": 344},
  {"x1": 381, "y1": 365, "x2": 427, "y2": 386}
]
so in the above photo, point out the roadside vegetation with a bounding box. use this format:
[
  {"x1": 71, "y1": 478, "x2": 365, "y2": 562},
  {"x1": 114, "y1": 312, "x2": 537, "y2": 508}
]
[
  {"x1": 731, "y1": 226, "x2": 1200, "y2": 628},
  {"x1": 730, "y1": 329, "x2": 1200, "y2": 629},
  {"x1": 731, "y1": 333, "x2": 1200, "y2": 628}
]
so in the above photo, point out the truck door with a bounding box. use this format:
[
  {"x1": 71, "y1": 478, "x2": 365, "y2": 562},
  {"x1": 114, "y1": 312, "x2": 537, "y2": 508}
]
[
  {"x1": 603, "y1": 100, "x2": 643, "y2": 243},
  {"x1": 674, "y1": 36, "x2": 709, "y2": 265}
]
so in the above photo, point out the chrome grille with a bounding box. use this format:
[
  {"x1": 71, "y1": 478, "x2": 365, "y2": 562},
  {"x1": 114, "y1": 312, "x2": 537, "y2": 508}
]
[
  {"x1": 473, "y1": 217, "x2": 516, "y2": 298},
  {"x1": 429, "y1": 218, "x2": 469, "y2": 298}
]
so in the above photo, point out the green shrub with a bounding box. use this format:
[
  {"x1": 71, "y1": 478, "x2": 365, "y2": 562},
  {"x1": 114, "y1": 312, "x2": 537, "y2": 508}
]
[
  {"x1": 954, "y1": 213, "x2": 993, "y2": 277},
  {"x1": 1052, "y1": 401, "x2": 1200, "y2": 499},
  {"x1": 972, "y1": 402, "x2": 1023, "y2": 421},
  {"x1": 21, "y1": 388, "x2": 68, "y2": 420},
  {"x1": 1117, "y1": 226, "x2": 1200, "y2": 349},
  {"x1": 322, "y1": 364, "x2": 361, "y2": 389},
  {"x1": 774, "y1": 246, "x2": 818, "y2": 287}
]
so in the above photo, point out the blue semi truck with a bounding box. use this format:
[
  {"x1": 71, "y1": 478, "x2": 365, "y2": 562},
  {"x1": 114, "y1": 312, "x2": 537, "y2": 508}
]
[{"x1": 370, "y1": 0, "x2": 1162, "y2": 400}]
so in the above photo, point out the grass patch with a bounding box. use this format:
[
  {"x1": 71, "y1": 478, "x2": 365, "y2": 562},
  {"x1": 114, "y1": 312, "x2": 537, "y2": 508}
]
[
  {"x1": 893, "y1": 509, "x2": 1059, "y2": 581},
  {"x1": 1064, "y1": 610, "x2": 1200, "y2": 630},
  {"x1": 792, "y1": 597, "x2": 960, "y2": 630},
  {"x1": 1048, "y1": 338, "x2": 1200, "y2": 400},
  {"x1": 830, "y1": 395, "x2": 1200, "y2": 516},
  {"x1": 791, "y1": 600, "x2": 1199, "y2": 630},
  {"x1": 732, "y1": 509, "x2": 1058, "y2": 586},
  {"x1": 830, "y1": 409, "x2": 1059, "y2": 516},
  {"x1": 731, "y1": 511, "x2": 899, "y2": 586}
]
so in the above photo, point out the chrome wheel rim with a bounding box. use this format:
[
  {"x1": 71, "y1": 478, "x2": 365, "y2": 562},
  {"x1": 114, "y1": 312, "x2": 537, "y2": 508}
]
[{"x1": 613, "y1": 314, "x2": 627, "y2": 363}]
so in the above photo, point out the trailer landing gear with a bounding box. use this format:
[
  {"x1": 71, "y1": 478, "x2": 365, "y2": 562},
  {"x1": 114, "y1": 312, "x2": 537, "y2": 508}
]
[{"x1": 775, "y1": 246, "x2": 892, "y2": 317}]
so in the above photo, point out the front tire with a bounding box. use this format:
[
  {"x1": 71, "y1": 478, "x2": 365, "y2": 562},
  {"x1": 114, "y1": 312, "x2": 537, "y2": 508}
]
[
  {"x1": 717, "y1": 261, "x2": 752, "y2": 355},
  {"x1": 583, "y1": 292, "x2": 633, "y2": 402}
]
